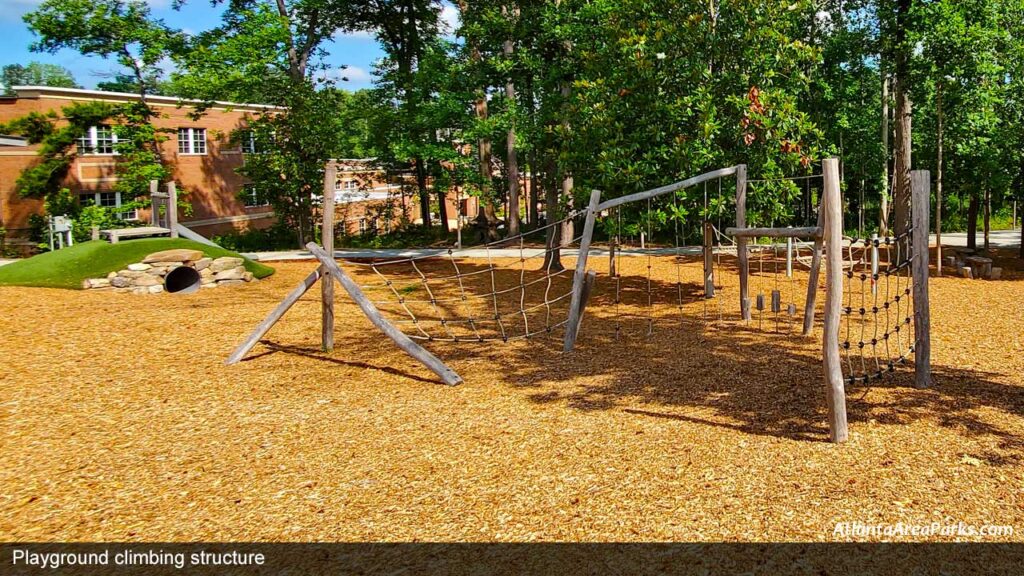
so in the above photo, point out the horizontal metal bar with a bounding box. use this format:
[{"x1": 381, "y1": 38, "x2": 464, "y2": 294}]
[
  {"x1": 724, "y1": 226, "x2": 823, "y2": 239},
  {"x1": 594, "y1": 166, "x2": 739, "y2": 212}
]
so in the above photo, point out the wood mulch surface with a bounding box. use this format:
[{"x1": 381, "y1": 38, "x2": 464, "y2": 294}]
[{"x1": 0, "y1": 247, "x2": 1022, "y2": 542}]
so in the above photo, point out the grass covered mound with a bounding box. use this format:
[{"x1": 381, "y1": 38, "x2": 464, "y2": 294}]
[{"x1": 0, "y1": 238, "x2": 275, "y2": 289}]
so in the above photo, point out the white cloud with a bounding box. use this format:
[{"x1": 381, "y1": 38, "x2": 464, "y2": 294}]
[{"x1": 342, "y1": 66, "x2": 372, "y2": 84}]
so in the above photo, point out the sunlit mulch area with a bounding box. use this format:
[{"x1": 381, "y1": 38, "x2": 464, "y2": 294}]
[{"x1": 1, "y1": 247, "x2": 1022, "y2": 542}]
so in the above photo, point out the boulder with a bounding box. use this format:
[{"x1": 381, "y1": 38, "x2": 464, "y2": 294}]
[
  {"x1": 132, "y1": 275, "x2": 163, "y2": 287},
  {"x1": 111, "y1": 276, "x2": 131, "y2": 288},
  {"x1": 147, "y1": 285, "x2": 164, "y2": 294},
  {"x1": 127, "y1": 263, "x2": 152, "y2": 272},
  {"x1": 217, "y1": 279, "x2": 245, "y2": 286},
  {"x1": 118, "y1": 269, "x2": 147, "y2": 279},
  {"x1": 193, "y1": 258, "x2": 213, "y2": 271},
  {"x1": 200, "y1": 282, "x2": 218, "y2": 289},
  {"x1": 211, "y1": 257, "x2": 245, "y2": 273},
  {"x1": 131, "y1": 287, "x2": 149, "y2": 295},
  {"x1": 143, "y1": 249, "x2": 204, "y2": 264},
  {"x1": 147, "y1": 261, "x2": 183, "y2": 270},
  {"x1": 107, "y1": 271, "x2": 118, "y2": 280},
  {"x1": 242, "y1": 271, "x2": 254, "y2": 282},
  {"x1": 82, "y1": 278, "x2": 110, "y2": 289},
  {"x1": 214, "y1": 267, "x2": 246, "y2": 281}
]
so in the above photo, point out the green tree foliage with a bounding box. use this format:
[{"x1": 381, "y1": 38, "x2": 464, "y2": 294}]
[
  {"x1": 1, "y1": 62, "x2": 81, "y2": 94},
  {"x1": 24, "y1": 0, "x2": 182, "y2": 100}
]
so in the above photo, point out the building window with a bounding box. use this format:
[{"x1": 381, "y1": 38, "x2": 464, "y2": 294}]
[
  {"x1": 240, "y1": 132, "x2": 256, "y2": 154},
  {"x1": 335, "y1": 179, "x2": 359, "y2": 191},
  {"x1": 177, "y1": 128, "x2": 207, "y2": 155},
  {"x1": 241, "y1": 184, "x2": 270, "y2": 207},
  {"x1": 83, "y1": 191, "x2": 137, "y2": 220},
  {"x1": 77, "y1": 125, "x2": 117, "y2": 155}
]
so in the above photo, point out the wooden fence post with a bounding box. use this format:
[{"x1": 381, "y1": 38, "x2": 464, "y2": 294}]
[
  {"x1": 563, "y1": 189, "x2": 602, "y2": 352},
  {"x1": 703, "y1": 221, "x2": 715, "y2": 298},
  {"x1": 911, "y1": 170, "x2": 932, "y2": 389},
  {"x1": 167, "y1": 181, "x2": 179, "y2": 238},
  {"x1": 822, "y1": 157, "x2": 848, "y2": 443},
  {"x1": 735, "y1": 165, "x2": 750, "y2": 320},
  {"x1": 322, "y1": 161, "x2": 337, "y2": 352}
]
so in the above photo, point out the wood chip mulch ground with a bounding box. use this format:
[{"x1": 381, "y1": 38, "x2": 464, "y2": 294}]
[{"x1": 1, "y1": 246, "x2": 1022, "y2": 542}]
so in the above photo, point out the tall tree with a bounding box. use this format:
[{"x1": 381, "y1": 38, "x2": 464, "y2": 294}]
[
  {"x1": 24, "y1": 0, "x2": 182, "y2": 102},
  {"x1": 1, "y1": 62, "x2": 80, "y2": 94}
]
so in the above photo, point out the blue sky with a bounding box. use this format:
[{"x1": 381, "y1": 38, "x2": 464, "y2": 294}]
[{"x1": 0, "y1": 0, "x2": 449, "y2": 93}]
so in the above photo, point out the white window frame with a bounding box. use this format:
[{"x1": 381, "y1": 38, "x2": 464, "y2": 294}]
[
  {"x1": 77, "y1": 125, "x2": 118, "y2": 156},
  {"x1": 241, "y1": 184, "x2": 270, "y2": 208},
  {"x1": 240, "y1": 131, "x2": 256, "y2": 154},
  {"x1": 87, "y1": 191, "x2": 137, "y2": 221},
  {"x1": 177, "y1": 127, "x2": 207, "y2": 155}
]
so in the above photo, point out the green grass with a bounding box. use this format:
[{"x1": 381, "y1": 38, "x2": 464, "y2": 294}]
[{"x1": 0, "y1": 238, "x2": 274, "y2": 289}]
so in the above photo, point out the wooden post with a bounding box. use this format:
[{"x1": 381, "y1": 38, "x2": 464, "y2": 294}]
[
  {"x1": 786, "y1": 233, "x2": 793, "y2": 278},
  {"x1": 149, "y1": 180, "x2": 160, "y2": 227},
  {"x1": 322, "y1": 161, "x2": 337, "y2": 352},
  {"x1": 736, "y1": 165, "x2": 750, "y2": 320},
  {"x1": 703, "y1": 221, "x2": 715, "y2": 298},
  {"x1": 821, "y1": 157, "x2": 848, "y2": 443},
  {"x1": 91, "y1": 226, "x2": 99, "y2": 241},
  {"x1": 574, "y1": 270, "x2": 597, "y2": 333},
  {"x1": 911, "y1": 170, "x2": 932, "y2": 389},
  {"x1": 167, "y1": 181, "x2": 179, "y2": 238},
  {"x1": 802, "y1": 205, "x2": 825, "y2": 336},
  {"x1": 563, "y1": 189, "x2": 602, "y2": 352},
  {"x1": 225, "y1": 267, "x2": 324, "y2": 365},
  {"x1": 307, "y1": 243, "x2": 463, "y2": 386}
]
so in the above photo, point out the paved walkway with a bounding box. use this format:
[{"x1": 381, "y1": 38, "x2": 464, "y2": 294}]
[
  {"x1": 0, "y1": 259, "x2": 15, "y2": 267},
  {"x1": 240, "y1": 229, "x2": 1020, "y2": 262}
]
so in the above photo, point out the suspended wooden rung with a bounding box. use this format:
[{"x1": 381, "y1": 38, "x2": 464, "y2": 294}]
[
  {"x1": 756, "y1": 294, "x2": 765, "y2": 311},
  {"x1": 771, "y1": 290, "x2": 781, "y2": 313}
]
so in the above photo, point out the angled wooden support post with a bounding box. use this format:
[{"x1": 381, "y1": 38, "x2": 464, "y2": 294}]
[
  {"x1": 225, "y1": 267, "x2": 324, "y2": 365},
  {"x1": 802, "y1": 204, "x2": 826, "y2": 336},
  {"x1": 307, "y1": 243, "x2": 462, "y2": 386},
  {"x1": 167, "y1": 181, "x2": 179, "y2": 238},
  {"x1": 563, "y1": 189, "x2": 602, "y2": 352},
  {"x1": 735, "y1": 165, "x2": 750, "y2": 320},
  {"x1": 703, "y1": 221, "x2": 715, "y2": 298},
  {"x1": 911, "y1": 170, "x2": 932, "y2": 389},
  {"x1": 821, "y1": 157, "x2": 848, "y2": 443},
  {"x1": 322, "y1": 161, "x2": 337, "y2": 352}
]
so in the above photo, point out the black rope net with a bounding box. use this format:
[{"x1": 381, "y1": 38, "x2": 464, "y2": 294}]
[
  {"x1": 344, "y1": 214, "x2": 583, "y2": 343},
  {"x1": 839, "y1": 229, "x2": 916, "y2": 386},
  {"x1": 337, "y1": 169, "x2": 918, "y2": 390}
]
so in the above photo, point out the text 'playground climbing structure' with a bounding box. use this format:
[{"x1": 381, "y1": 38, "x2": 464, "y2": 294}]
[{"x1": 226, "y1": 158, "x2": 931, "y2": 443}]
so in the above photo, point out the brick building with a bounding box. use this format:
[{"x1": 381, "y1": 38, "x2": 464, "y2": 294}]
[
  {"x1": 0, "y1": 86, "x2": 485, "y2": 253},
  {"x1": 0, "y1": 86, "x2": 283, "y2": 251}
]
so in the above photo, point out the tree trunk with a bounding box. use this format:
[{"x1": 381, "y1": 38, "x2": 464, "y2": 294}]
[
  {"x1": 542, "y1": 151, "x2": 563, "y2": 271},
  {"x1": 504, "y1": 6, "x2": 520, "y2": 236},
  {"x1": 983, "y1": 185, "x2": 991, "y2": 251},
  {"x1": 880, "y1": 71, "x2": 890, "y2": 235},
  {"x1": 415, "y1": 157, "x2": 431, "y2": 228},
  {"x1": 892, "y1": 0, "x2": 912, "y2": 240},
  {"x1": 936, "y1": 82, "x2": 943, "y2": 275},
  {"x1": 967, "y1": 192, "x2": 979, "y2": 250}
]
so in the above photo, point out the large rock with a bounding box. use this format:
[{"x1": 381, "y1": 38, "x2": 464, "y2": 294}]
[
  {"x1": 147, "y1": 261, "x2": 183, "y2": 269},
  {"x1": 193, "y1": 258, "x2": 213, "y2": 272},
  {"x1": 143, "y1": 249, "x2": 204, "y2": 264},
  {"x1": 217, "y1": 279, "x2": 245, "y2": 287},
  {"x1": 210, "y1": 257, "x2": 245, "y2": 273},
  {"x1": 110, "y1": 276, "x2": 131, "y2": 288},
  {"x1": 214, "y1": 267, "x2": 246, "y2": 281},
  {"x1": 127, "y1": 263, "x2": 152, "y2": 272},
  {"x1": 132, "y1": 275, "x2": 163, "y2": 287},
  {"x1": 118, "y1": 269, "x2": 147, "y2": 279},
  {"x1": 82, "y1": 278, "x2": 110, "y2": 289}
]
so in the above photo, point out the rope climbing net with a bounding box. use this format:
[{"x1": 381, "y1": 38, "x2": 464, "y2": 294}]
[
  {"x1": 343, "y1": 214, "x2": 584, "y2": 343},
  {"x1": 839, "y1": 230, "x2": 917, "y2": 386}
]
